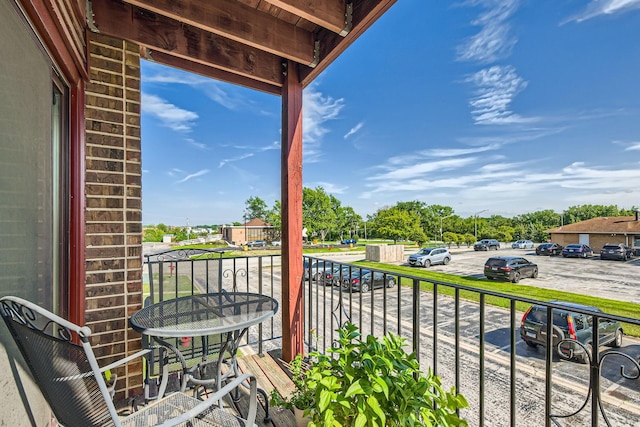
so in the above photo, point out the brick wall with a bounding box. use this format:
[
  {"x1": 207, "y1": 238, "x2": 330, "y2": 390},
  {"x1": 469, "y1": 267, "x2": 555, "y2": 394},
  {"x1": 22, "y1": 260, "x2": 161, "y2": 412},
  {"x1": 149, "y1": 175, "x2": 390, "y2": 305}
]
[
  {"x1": 551, "y1": 233, "x2": 631, "y2": 252},
  {"x1": 85, "y1": 33, "x2": 143, "y2": 398}
]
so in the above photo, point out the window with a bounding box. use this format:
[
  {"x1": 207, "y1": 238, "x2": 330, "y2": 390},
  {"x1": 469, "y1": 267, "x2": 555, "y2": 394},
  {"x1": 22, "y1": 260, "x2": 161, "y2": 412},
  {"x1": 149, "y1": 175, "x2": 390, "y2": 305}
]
[{"x1": 0, "y1": 2, "x2": 69, "y2": 313}]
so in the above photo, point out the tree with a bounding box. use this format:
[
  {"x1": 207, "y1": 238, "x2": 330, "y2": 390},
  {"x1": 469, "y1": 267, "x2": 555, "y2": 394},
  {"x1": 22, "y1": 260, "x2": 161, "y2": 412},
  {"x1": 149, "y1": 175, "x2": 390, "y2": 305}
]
[
  {"x1": 463, "y1": 233, "x2": 476, "y2": 247},
  {"x1": 265, "y1": 200, "x2": 282, "y2": 242},
  {"x1": 244, "y1": 196, "x2": 269, "y2": 222},
  {"x1": 334, "y1": 204, "x2": 362, "y2": 241},
  {"x1": 143, "y1": 227, "x2": 164, "y2": 242},
  {"x1": 442, "y1": 232, "x2": 457, "y2": 247},
  {"x1": 302, "y1": 187, "x2": 336, "y2": 243},
  {"x1": 369, "y1": 206, "x2": 423, "y2": 243}
]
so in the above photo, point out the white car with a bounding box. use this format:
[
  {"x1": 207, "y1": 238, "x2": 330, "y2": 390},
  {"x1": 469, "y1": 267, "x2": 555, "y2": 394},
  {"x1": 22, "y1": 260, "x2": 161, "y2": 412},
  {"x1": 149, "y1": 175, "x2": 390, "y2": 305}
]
[
  {"x1": 512, "y1": 240, "x2": 534, "y2": 249},
  {"x1": 407, "y1": 247, "x2": 451, "y2": 268}
]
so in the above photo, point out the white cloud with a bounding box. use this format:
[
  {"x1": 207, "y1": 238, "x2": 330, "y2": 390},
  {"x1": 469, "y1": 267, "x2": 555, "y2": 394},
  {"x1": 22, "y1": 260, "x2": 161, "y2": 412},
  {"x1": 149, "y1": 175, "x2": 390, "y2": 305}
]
[
  {"x1": 456, "y1": 0, "x2": 519, "y2": 64},
  {"x1": 144, "y1": 63, "x2": 247, "y2": 110},
  {"x1": 359, "y1": 153, "x2": 640, "y2": 215},
  {"x1": 142, "y1": 93, "x2": 198, "y2": 132},
  {"x1": 217, "y1": 141, "x2": 279, "y2": 168},
  {"x1": 303, "y1": 85, "x2": 346, "y2": 163},
  {"x1": 175, "y1": 169, "x2": 210, "y2": 184},
  {"x1": 185, "y1": 138, "x2": 208, "y2": 150},
  {"x1": 564, "y1": 0, "x2": 640, "y2": 23},
  {"x1": 218, "y1": 153, "x2": 254, "y2": 168},
  {"x1": 417, "y1": 144, "x2": 501, "y2": 158},
  {"x1": 624, "y1": 141, "x2": 640, "y2": 151},
  {"x1": 466, "y1": 65, "x2": 536, "y2": 125},
  {"x1": 368, "y1": 157, "x2": 478, "y2": 182},
  {"x1": 305, "y1": 182, "x2": 349, "y2": 194},
  {"x1": 167, "y1": 168, "x2": 185, "y2": 177},
  {"x1": 344, "y1": 122, "x2": 364, "y2": 139}
]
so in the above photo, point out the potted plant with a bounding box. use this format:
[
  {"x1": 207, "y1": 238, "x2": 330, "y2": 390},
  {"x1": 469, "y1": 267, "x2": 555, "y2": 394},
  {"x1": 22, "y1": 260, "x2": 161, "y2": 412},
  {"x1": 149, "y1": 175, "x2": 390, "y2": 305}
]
[
  {"x1": 270, "y1": 354, "x2": 315, "y2": 426},
  {"x1": 303, "y1": 322, "x2": 468, "y2": 426}
]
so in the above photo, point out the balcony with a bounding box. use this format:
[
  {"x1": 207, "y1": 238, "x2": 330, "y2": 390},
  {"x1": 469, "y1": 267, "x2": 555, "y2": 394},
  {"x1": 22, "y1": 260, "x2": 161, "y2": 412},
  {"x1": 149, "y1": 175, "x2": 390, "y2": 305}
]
[{"x1": 143, "y1": 249, "x2": 640, "y2": 426}]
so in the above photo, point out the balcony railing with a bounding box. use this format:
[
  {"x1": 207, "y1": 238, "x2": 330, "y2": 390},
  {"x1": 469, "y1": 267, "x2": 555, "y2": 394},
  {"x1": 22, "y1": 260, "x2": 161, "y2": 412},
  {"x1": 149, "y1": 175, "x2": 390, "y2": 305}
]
[{"x1": 143, "y1": 249, "x2": 640, "y2": 426}]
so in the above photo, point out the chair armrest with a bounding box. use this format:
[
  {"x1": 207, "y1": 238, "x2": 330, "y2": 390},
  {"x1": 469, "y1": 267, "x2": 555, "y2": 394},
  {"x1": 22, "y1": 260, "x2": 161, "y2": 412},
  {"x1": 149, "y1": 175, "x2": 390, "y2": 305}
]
[{"x1": 156, "y1": 372, "x2": 258, "y2": 427}]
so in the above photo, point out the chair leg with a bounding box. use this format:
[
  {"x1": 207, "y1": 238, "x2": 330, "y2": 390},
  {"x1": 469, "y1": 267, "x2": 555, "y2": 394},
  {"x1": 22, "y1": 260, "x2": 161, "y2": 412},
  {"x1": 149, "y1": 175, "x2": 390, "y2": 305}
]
[{"x1": 257, "y1": 387, "x2": 271, "y2": 422}]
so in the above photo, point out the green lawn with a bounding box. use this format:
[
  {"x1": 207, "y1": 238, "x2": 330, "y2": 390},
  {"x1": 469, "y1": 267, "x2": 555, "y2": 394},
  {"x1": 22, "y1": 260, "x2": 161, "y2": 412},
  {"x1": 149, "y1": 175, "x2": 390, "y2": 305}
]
[
  {"x1": 143, "y1": 273, "x2": 198, "y2": 301},
  {"x1": 357, "y1": 261, "x2": 640, "y2": 338}
]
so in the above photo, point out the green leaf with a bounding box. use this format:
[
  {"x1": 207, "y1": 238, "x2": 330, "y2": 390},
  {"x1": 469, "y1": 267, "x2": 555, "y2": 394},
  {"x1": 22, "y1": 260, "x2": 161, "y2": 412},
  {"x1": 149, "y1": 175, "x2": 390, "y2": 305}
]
[
  {"x1": 345, "y1": 380, "x2": 365, "y2": 397},
  {"x1": 354, "y1": 413, "x2": 367, "y2": 427},
  {"x1": 318, "y1": 389, "x2": 332, "y2": 412},
  {"x1": 366, "y1": 395, "x2": 385, "y2": 425}
]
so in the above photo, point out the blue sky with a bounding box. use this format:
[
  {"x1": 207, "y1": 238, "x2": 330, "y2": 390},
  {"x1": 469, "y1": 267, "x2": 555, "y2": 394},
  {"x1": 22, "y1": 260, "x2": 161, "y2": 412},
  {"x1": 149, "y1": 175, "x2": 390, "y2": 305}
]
[{"x1": 141, "y1": 0, "x2": 640, "y2": 226}]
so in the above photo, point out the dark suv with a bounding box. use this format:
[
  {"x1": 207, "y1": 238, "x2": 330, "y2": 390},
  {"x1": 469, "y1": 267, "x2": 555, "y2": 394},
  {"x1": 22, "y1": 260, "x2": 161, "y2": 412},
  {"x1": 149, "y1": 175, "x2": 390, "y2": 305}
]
[
  {"x1": 520, "y1": 301, "x2": 623, "y2": 363},
  {"x1": 474, "y1": 239, "x2": 500, "y2": 251},
  {"x1": 484, "y1": 256, "x2": 537, "y2": 283},
  {"x1": 600, "y1": 243, "x2": 634, "y2": 261}
]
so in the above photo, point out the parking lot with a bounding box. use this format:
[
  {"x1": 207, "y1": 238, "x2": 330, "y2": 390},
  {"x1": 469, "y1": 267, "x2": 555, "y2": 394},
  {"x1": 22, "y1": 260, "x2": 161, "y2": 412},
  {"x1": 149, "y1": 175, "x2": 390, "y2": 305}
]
[
  {"x1": 410, "y1": 246, "x2": 640, "y2": 304},
  {"x1": 309, "y1": 247, "x2": 640, "y2": 425}
]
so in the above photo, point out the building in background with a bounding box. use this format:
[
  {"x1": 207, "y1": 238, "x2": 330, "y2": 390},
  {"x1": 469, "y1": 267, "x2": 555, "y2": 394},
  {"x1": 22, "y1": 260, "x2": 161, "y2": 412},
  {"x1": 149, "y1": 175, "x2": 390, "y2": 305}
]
[{"x1": 545, "y1": 215, "x2": 640, "y2": 252}]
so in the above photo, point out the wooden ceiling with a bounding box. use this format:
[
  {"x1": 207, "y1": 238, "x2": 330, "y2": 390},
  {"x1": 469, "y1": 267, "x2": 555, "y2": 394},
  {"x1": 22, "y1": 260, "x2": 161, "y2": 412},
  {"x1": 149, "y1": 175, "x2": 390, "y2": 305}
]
[{"x1": 88, "y1": 0, "x2": 396, "y2": 95}]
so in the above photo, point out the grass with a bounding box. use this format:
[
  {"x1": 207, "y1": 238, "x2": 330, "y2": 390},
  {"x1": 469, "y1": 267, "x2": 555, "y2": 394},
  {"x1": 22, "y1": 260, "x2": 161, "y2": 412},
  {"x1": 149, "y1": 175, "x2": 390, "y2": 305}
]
[
  {"x1": 144, "y1": 273, "x2": 197, "y2": 301},
  {"x1": 357, "y1": 261, "x2": 640, "y2": 338}
]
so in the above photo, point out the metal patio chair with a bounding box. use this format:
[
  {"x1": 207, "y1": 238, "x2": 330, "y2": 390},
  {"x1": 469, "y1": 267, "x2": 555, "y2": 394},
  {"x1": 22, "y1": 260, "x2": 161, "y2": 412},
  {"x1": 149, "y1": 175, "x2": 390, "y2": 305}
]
[{"x1": 0, "y1": 296, "x2": 258, "y2": 427}]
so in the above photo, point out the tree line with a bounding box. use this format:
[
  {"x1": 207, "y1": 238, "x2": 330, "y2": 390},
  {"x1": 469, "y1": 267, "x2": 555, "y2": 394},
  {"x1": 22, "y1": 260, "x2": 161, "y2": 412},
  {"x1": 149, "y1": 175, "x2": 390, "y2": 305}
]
[{"x1": 144, "y1": 187, "x2": 637, "y2": 244}]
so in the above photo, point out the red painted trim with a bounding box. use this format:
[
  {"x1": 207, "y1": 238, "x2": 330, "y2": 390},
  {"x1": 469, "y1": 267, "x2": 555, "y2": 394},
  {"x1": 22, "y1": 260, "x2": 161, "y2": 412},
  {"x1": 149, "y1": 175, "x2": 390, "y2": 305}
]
[
  {"x1": 68, "y1": 81, "x2": 86, "y2": 326},
  {"x1": 281, "y1": 61, "x2": 304, "y2": 361},
  {"x1": 20, "y1": 0, "x2": 88, "y2": 82}
]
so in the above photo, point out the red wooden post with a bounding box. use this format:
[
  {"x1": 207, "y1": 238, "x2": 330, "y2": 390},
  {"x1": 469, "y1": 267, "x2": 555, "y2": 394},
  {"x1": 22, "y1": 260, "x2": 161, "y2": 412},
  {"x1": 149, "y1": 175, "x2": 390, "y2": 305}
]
[{"x1": 281, "y1": 60, "x2": 304, "y2": 361}]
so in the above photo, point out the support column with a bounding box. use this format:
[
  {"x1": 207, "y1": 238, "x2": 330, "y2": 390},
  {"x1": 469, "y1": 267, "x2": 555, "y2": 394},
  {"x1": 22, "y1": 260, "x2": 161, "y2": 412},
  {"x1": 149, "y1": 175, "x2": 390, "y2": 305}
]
[{"x1": 281, "y1": 60, "x2": 304, "y2": 361}]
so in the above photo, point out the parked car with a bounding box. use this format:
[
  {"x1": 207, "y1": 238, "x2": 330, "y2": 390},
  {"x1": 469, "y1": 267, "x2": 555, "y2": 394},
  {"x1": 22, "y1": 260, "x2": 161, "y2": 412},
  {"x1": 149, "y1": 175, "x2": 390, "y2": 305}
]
[
  {"x1": 520, "y1": 301, "x2": 623, "y2": 363},
  {"x1": 247, "y1": 240, "x2": 266, "y2": 248},
  {"x1": 536, "y1": 242, "x2": 563, "y2": 256},
  {"x1": 407, "y1": 247, "x2": 451, "y2": 267},
  {"x1": 340, "y1": 238, "x2": 357, "y2": 245},
  {"x1": 319, "y1": 264, "x2": 351, "y2": 286},
  {"x1": 270, "y1": 240, "x2": 281, "y2": 246},
  {"x1": 474, "y1": 239, "x2": 500, "y2": 251},
  {"x1": 511, "y1": 240, "x2": 534, "y2": 249},
  {"x1": 484, "y1": 256, "x2": 538, "y2": 283},
  {"x1": 562, "y1": 244, "x2": 593, "y2": 258},
  {"x1": 342, "y1": 270, "x2": 396, "y2": 293},
  {"x1": 303, "y1": 259, "x2": 322, "y2": 281},
  {"x1": 600, "y1": 243, "x2": 634, "y2": 261}
]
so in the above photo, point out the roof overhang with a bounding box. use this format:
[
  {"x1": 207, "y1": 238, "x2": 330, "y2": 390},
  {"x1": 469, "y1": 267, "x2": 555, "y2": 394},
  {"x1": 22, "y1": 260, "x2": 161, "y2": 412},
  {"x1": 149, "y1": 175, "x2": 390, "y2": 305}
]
[{"x1": 87, "y1": 0, "x2": 397, "y2": 95}]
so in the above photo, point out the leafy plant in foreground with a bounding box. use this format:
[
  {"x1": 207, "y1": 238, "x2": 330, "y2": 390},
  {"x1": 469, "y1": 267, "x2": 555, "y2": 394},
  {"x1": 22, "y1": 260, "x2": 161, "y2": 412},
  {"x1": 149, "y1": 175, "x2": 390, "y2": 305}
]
[{"x1": 306, "y1": 322, "x2": 468, "y2": 427}]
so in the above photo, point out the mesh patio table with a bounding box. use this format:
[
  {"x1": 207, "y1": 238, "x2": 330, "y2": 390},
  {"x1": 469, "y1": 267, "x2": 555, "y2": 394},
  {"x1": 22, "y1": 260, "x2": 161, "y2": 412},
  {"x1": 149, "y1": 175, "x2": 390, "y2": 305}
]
[{"x1": 130, "y1": 292, "x2": 278, "y2": 420}]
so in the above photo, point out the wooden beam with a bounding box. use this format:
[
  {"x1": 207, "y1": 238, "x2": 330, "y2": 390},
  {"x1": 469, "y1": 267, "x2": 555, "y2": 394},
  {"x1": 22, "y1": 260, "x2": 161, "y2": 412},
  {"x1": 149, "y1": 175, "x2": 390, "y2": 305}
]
[
  {"x1": 90, "y1": 0, "x2": 283, "y2": 87},
  {"x1": 281, "y1": 60, "x2": 304, "y2": 362},
  {"x1": 141, "y1": 47, "x2": 282, "y2": 95},
  {"x1": 263, "y1": 0, "x2": 348, "y2": 35},
  {"x1": 301, "y1": 0, "x2": 397, "y2": 86},
  {"x1": 122, "y1": 0, "x2": 316, "y2": 65}
]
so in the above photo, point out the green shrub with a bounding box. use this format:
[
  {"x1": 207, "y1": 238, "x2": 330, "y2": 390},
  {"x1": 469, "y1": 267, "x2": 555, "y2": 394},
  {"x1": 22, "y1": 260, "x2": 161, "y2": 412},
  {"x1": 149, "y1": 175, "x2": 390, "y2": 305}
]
[{"x1": 306, "y1": 323, "x2": 468, "y2": 427}]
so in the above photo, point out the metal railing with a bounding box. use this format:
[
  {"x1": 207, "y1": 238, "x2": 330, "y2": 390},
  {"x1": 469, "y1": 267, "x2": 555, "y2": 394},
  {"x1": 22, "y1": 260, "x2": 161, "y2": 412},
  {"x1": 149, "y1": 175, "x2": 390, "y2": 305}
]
[
  {"x1": 142, "y1": 249, "x2": 640, "y2": 426},
  {"x1": 143, "y1": 248, "x2": 281, "y2": 356}
]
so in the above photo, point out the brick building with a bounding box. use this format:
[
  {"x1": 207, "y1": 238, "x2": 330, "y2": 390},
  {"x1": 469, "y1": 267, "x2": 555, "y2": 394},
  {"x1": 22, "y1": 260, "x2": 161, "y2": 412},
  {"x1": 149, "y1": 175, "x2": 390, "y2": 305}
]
[
  {"x1": 221, "y1": 218, "x2": 279, "y2": 245},
  {"x1": 545, "y1": 215, "x2": 640, "y2": 252}
]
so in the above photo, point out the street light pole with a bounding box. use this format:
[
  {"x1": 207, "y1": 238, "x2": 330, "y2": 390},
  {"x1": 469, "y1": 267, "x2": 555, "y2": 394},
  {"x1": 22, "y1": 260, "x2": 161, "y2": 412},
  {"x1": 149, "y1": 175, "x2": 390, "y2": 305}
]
[
  {"x1": 474, "y1": 209, "x2": 488, "y2": 239},
  {"x1": 439, "y1": 214, "x2": 453, "y2": 242}
]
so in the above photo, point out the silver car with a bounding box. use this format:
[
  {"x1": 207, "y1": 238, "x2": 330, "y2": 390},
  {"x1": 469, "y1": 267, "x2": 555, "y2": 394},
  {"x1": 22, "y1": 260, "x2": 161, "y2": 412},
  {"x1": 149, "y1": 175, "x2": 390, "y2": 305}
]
[
  {"x1": 512, "y1": 240, "x2": 534, "y2": 249},
  {"x1": 407, "y1": 247, "x2": 451, "y2": 268}
]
